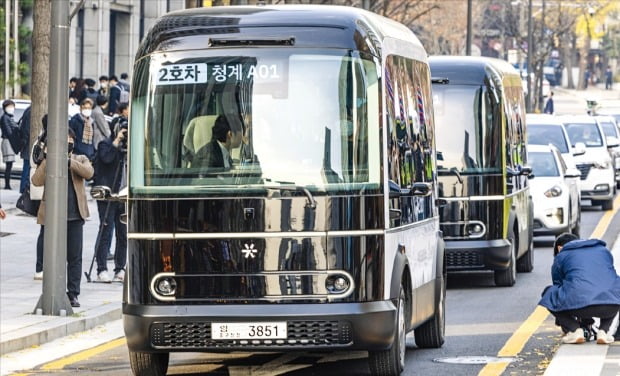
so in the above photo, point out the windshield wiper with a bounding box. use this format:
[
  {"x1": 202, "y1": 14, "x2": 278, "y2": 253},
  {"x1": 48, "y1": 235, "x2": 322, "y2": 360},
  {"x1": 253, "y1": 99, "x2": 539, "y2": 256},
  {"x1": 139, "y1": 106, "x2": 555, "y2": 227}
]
[{"x1": 437, "y1": 167, "x2": 463, "y2": 184}]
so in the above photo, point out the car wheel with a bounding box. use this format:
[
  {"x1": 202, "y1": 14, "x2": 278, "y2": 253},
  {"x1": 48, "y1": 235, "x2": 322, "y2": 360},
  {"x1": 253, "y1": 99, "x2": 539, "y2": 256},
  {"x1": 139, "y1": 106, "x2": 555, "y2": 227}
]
[
  {"x1": 602, "y1": 198, "x2": 614, "y2": 211},
  {"x1": 129, "y1": 350, "x2": 169, "y2": 376},
  {"x1": 369, "y1": 285, "x2": 406, "y2": 376},
  {"x1": 495, "y1": 226, "x2": 517, "y2": 286}
]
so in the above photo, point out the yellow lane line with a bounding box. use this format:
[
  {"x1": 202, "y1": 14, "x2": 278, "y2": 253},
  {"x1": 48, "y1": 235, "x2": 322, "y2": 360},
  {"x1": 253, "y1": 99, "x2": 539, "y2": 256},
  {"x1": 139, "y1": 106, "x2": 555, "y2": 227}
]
[
  {"x1": 589, "y1": 194, "x2": 620, "y2": 239},
  {"x1": 478, "y1": 306, "x2": 549, "y2": 376},
  {"x1": 40, "y1": 337, "x2": 126, "y2": 371},
  {"x1": 478, "y1": 196, "x2": 620, "y2": 376}
]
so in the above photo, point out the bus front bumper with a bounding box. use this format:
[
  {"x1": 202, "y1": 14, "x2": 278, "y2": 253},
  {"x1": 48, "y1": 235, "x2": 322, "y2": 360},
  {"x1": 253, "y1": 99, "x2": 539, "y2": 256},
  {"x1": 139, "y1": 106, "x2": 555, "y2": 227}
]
[
  {"x1": 123, "y1": 301, "x2": 397, "y2": 352},
  {"x1": 444, "y1": 239, "x2": 511, "y2": 271}
]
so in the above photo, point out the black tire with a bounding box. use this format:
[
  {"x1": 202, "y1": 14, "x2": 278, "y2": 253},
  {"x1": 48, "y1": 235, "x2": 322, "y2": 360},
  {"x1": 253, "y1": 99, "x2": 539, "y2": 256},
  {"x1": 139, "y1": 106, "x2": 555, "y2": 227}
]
[
  {"x1": 602, "y1": 198, "x2": 614, "y2": 211},
  {"x1": 369, "y1": 286, "x2": 406, "y2": 376},
  {"x1": 129, "y1": 350, "x2": 169, "y2": 376},
  {"x1": 414, "y1": 272, "x2": 446, "y2": 348},
  {"x1": 494, "y1": 226, "x2": 517, "y2": 287},
  {"x1": 517, "y1": 236, "x2": 534, "y2": 273}
]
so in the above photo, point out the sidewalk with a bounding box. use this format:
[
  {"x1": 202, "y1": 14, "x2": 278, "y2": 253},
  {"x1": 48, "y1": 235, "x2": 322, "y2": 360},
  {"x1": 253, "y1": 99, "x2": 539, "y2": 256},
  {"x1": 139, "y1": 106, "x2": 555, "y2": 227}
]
[
  {"x1": 0, "y1": 185, "x2": 122, "y2": 355},
  {"x1": 544, "y1": 232, "x2": 620, "y2": 376},
  {"x1": 554, "y1": 82, "x2": 620, "y2": 112}
]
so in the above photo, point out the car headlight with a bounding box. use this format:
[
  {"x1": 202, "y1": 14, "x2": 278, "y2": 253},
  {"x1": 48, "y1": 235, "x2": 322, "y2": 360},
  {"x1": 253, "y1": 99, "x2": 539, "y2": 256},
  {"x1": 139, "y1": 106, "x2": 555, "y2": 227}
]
[
  {"x1": 593, "y1": 160, "x2": 611, "y2": 169},
  {"x1": 544, "y1": 185, "x2": 562, "y2": 197}
]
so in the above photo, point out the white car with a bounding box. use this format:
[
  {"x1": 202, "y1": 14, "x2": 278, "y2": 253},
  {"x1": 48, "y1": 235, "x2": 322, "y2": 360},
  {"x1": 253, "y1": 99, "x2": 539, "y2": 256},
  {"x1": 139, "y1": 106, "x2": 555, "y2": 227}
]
[
  {"x1": 528, "y1": 144, "x2": 581, "y2": 236},
  {"x1": 560, "y1": 115, "x2": 618, "y2": 210},
  {"x1": 595, "y1": 115, "x2": 620, "y2": 188},
  {"x1": 526, "y1": 113, "x2": 585, "y2": 170}
]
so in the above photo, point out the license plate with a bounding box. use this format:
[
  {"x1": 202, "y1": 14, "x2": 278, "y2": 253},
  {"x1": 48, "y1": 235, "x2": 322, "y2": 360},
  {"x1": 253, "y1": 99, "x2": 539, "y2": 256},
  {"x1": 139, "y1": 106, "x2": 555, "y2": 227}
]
[{"x1": 211, "y1": 322, "x2": 287, "y2": 340}]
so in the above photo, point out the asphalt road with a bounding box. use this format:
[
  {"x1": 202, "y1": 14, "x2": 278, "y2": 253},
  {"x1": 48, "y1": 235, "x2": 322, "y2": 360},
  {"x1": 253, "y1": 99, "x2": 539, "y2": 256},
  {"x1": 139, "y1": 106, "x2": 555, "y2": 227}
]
[{"x1": 7, "y1": 91, "x2": 618, "y2": 376}]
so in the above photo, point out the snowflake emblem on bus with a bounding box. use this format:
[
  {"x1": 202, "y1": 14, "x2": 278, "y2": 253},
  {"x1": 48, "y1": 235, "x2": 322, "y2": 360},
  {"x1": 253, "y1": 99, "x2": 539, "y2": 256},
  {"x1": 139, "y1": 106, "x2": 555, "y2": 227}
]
[{"x1": 242, "y1": 243, "x2": 257, "y2": 259}]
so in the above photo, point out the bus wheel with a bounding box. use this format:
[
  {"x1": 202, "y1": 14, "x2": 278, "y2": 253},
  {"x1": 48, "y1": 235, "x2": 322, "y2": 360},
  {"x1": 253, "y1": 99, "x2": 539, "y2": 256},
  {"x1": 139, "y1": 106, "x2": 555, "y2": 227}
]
[
  {"x1": 369, "y1": 286, "x2": 406, "y2": 376},
  {"x1": 129, "y1": 350, "x2": 169, "y2": 376},
  {"x1": 494, "y1": 227, "x2": 517, "y2": 286},
  {"x1": 414, "y1": 270, "x2": 446, "y2": 348},
  {"x1": 516, "y1": 233, "x2": 534, "y2": 273}
]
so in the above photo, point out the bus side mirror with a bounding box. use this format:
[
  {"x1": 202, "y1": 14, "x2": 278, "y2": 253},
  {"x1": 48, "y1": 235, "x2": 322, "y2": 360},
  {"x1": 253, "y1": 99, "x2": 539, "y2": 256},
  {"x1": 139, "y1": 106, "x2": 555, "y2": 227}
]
[
  {"x1": 411, "y1": 182, "x2": 432, "y2": 196},
  {"x1": 520, "y1": 166, "x2": 533, "y2": 176}
]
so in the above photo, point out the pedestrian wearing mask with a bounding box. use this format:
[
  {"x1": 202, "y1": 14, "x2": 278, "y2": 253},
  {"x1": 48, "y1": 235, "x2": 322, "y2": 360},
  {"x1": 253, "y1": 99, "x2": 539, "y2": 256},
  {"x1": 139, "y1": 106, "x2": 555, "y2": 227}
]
[
  {"x1": 32, "y1": 128, "x2": 94, "y2": 307},
  {"x1": 98, "y1": 75, "x2": 109, "y2": 99},
  {"x1": 69, "y1": 98, "x2": 96, "y2": 161},
  {"x1": 539, "y1": 233, "x2": 620, "y2": 344},
  {"x1": 93, "y1": 123, "x2": 128, "y2": 282},
  {"x1": 0, "y1": 100, "x2": 17, "y2": 189}
]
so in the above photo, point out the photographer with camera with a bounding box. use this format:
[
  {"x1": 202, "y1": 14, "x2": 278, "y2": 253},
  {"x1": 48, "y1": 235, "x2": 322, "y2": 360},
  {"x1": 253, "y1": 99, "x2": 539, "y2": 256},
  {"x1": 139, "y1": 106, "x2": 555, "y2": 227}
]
[
  {"x1": 32, "y1": 128, "x2": 94, "y2": 307},
  {"x1": 91, "y1": 116, "x2": 128, "y2": 282}
]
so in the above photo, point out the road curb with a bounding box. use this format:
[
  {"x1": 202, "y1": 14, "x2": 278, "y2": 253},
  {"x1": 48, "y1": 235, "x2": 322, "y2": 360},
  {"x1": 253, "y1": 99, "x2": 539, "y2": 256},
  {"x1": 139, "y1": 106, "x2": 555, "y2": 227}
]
[{"x1": 0, "y1": 304, "x2": 121, "y2": 355}]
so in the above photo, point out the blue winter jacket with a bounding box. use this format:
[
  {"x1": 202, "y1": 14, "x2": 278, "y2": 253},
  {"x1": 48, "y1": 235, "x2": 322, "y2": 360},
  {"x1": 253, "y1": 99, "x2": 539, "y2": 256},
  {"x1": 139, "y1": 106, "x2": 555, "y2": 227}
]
[{"x1": 539, "y1": 239, "x2": 620, "y2": 312}]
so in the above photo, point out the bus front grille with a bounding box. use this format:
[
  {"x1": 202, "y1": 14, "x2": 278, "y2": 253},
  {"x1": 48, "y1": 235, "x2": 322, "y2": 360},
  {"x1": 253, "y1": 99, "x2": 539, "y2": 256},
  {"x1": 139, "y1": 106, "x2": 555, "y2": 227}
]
[
  {"x1": 150, "y1": 320, "x2": 352, "y2": 348},
  {"x1": 446, "y1": 249, "x2": 483, "y2": 268}
]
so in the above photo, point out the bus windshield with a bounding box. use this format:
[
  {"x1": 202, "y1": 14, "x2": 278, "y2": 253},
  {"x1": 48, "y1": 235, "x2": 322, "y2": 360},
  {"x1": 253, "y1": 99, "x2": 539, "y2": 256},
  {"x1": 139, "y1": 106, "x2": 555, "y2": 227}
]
[
  {"x1": 432, "y1": 84, "x2": 502, "y2": 174},
  {"x1": 129, "y1": 48, "x2": 381, "y2": 196}
]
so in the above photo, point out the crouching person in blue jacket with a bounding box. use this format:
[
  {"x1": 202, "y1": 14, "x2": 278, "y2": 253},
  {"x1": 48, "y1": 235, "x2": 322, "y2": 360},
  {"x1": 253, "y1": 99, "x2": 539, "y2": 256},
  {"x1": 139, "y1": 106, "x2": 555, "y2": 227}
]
[{"x1": 539, "y1": 233, "x2": 620, "y2": 344}]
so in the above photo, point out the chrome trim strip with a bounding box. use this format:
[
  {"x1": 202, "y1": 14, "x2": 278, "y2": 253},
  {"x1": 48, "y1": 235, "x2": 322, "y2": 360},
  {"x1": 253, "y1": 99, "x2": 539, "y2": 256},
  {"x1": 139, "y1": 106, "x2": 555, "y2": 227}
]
[
  {"x1": 129, "y1": 233, "x2": 175, "y2": 240},
  {"x1": 440, "y1": 188, "x2": 529, "y2": 202},
  {"x1": 149, "y1": 271, "x2": 355, "y2": 302},
  {"x1": 129, "y1": 229, "x2": 385, "y2": 240}
]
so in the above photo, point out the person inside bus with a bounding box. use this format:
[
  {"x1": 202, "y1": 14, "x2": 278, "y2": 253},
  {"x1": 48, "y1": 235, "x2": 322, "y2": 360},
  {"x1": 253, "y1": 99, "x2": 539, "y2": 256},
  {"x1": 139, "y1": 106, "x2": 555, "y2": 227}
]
[
  {"x1": 192, "y1": 114, "x2": 242, "y2": 171},
  {"x1": 539, "y1": 233, "x2": 620, "y2": 344}
]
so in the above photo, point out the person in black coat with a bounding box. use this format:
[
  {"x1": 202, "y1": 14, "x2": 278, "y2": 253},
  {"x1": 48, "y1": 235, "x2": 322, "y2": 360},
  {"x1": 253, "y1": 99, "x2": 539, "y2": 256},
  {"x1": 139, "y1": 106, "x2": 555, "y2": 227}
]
[
  {"x1": 92, "y1": 125, "x2": 127, "y2": 282},
  {"x1": 107, "y1": 75, "x2": 121, "y2": 116},
  {"x1": 192, "y1": 114, "x2": 242, "y2": 170},
  {"x1": 0, "y1": 100, "x2": 17, "y2": 189}
]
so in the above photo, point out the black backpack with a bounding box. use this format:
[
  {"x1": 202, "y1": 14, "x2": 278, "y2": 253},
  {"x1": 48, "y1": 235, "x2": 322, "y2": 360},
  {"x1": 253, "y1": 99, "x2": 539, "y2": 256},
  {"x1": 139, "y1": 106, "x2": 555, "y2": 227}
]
[{"x1": 1, "y1": 115, "x2": 25, "y2": 154}]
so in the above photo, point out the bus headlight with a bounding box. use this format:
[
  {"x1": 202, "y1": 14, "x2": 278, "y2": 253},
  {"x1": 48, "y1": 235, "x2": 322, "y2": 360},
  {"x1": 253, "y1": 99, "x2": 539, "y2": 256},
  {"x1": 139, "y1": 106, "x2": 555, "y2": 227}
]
[
  {"x1": 544, "y1": 186, "x2": 562, "y2": 197},
  {"x1": 156, "y1": 277, "x2": 177, "y2": 296},
  {"x1": 326, "y1": 275, "x2": 350, "y2": 293}
]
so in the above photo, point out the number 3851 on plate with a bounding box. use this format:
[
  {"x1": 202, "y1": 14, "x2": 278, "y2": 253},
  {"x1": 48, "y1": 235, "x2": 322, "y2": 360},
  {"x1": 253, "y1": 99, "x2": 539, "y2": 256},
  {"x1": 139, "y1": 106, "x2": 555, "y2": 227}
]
[{"x1": 211, "y1": 322, "x2": 288, "y2": 340}]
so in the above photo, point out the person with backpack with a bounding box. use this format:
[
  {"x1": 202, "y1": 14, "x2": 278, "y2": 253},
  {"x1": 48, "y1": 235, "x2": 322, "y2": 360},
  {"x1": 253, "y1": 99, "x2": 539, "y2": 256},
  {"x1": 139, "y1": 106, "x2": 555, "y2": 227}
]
[
  {"x1": 1, "y1": 100, "x2": 20, "y2": 190},
  {"x1": 18, "y1": 106, "x2": 32, "y2": 193}
]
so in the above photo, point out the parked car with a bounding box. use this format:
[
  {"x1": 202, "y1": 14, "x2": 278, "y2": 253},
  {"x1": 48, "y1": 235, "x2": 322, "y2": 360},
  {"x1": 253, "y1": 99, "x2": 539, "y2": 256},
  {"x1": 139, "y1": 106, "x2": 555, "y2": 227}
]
[
  {"x1": 595, "y1": 115, "x2": 620, "y2": 188},
  {"x1": 528, "y1": 144, "x2": 581, "y2": 237},
  {"x1": 596, "y1": 107, "x2": 620, "y2": 124},
  {"x1": 559, "y1": 115, "x2": 617, "y2": 210},
  {"x1": 526, "y1": 113, "x2": 585, "y2": 170}
]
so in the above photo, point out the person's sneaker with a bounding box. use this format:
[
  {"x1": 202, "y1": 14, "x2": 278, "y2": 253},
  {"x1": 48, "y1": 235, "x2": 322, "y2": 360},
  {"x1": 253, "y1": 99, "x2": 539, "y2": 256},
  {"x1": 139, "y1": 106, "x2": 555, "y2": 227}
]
[
  {"x1": 597, "y1": 330, "x2": 615, "y2": 344},
  {"x1": 34, "y1": 271, "x2": 43, "y2": 280},
  {"x1": 113, "y1": 270, "x2": 125, "y2": 282},
  {"x1": 67, "y1": 294, "x2": 80, "y2": 308},
  {"x1": 97, "y1": 271, "x2": 112, "y2": 283},
  {"x1": 562, "y1": 328, "x2": 586, "y2": 344}
]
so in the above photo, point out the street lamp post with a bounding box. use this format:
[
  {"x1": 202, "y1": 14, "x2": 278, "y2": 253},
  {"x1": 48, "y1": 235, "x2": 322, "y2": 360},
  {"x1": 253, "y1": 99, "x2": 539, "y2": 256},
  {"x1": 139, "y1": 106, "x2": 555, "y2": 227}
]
[
  {"x1": 526, "y1": 0, "x2": 533, "y2": 112},
  {"x1": 34, "y1": 0, "x2": 72, "y2": 316},
  {"x1": 466, "y1": 0, "x2": 472, "y2": 55}
]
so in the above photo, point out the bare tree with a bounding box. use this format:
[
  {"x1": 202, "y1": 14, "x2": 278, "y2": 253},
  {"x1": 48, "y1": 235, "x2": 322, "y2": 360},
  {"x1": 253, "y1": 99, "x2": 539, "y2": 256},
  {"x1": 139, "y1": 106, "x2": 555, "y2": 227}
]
[{"x1": 30, "y1": 0, "x2": 51, "y2": 149}]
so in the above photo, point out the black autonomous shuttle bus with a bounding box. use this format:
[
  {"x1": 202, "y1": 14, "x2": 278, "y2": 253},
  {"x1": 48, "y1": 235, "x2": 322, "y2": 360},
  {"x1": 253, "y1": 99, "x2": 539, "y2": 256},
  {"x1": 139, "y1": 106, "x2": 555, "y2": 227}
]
[
  {"x1": 429, "y1": 56, "x2": 534, "y2": 287},
  {"x1": 113, "y1": 5, "x2": 445, "y2": 376}
]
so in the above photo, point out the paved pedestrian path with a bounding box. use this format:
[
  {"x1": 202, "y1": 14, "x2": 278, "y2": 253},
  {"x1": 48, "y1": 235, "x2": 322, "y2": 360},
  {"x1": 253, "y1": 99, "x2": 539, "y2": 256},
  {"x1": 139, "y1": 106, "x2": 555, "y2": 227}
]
[{"x1": 0, "y1": 185, "x2": 122, "y2": 356}]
